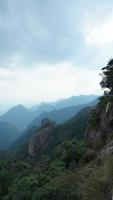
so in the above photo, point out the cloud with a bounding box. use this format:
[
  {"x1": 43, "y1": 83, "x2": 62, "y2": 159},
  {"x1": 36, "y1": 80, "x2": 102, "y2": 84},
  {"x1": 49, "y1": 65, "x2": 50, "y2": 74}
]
[
  {"x1": 85, "y1": 14, "x2": 113, "y2": 47},
  {"x1": 82, "y1": 7, "x2": 113, "y2": 69},
  {"x1": 0, "y1": 0, "x2": 112, "y2": 110},
  {"x1": 0, "y1": 0, "x2": 112, "y2": 70},
  {"x1": 0, "y1": 62, "x2": 101, "y2": 110},
  {"x1": 0, "y1": 0, "x2": 86, "y2": 68}
]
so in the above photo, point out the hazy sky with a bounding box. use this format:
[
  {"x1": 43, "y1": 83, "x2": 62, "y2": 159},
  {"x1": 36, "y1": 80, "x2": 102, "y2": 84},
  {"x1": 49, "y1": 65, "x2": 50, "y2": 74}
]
[{"x1": 0, "y1": 0, "x2": 113, "y2": 110}]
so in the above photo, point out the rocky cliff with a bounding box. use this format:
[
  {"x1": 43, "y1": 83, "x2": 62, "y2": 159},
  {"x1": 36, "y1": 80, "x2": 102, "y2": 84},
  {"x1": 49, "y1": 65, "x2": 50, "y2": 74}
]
[
  {"x1": 86, "y1": 98, "x2": 113, "y2": 161},
  {"x1": 27, "y1": 106, "x2": 91, "y2": 158},
  {"x1": 27, "y1": 119, "x2": 55, "y2": 157}
]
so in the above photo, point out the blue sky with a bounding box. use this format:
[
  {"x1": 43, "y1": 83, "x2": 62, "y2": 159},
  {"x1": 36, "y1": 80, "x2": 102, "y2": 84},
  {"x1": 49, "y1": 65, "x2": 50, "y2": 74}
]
[{"x1": 0, "y1": 0, "x2": 113, "y2": 110}]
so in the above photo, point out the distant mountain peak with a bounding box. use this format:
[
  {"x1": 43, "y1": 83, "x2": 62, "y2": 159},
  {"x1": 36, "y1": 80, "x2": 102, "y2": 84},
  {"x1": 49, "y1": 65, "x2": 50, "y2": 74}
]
[
  {"x1": 0, "y1": 104, "x2": 34, "y2": 130},
  {"x1": 11, "y1": 104, "x2": 27, "y2": 110}
]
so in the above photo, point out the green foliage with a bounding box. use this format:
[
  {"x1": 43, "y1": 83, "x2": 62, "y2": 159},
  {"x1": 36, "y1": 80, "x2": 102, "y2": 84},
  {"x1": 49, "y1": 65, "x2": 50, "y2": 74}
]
[
  {"x1": 53, "y1": 139, "x2": 86, "y2": 169},
  {"x1": 7, "y1": 173, "x2": 49, "y2": 200},
  {"x1": 0, "y1": 170, "x2": 14, "y2": 198},
  {"x1": 81, "y1": 157, "x2": 113, "y2": 200},
  {"x1": 51, "y1": 107, "x2": 92, "y2": 148},
  {"x1": 32, "y1": 173, "x2": 80, "y2": 200},
  {"x1": 0, "y1": 106, "x2": 92, "y2": 200},
  {"x1": 81, "y1": 170, "x2": 108, "y2": 200},
  {"x1": 2, "y1": 99, "x2": 113, "y2": 200},
  {"x1": 100, "y1": 58, "x2": 113, "y2": 94},
  {"x1": 45, "y1": 160, "x2": 65, "y2": 178},
  {"x1": 1, "y1": 140, "x2": 113, "y2": 200},
  {"x1": 0, "y1": 138, "x2": 85, "y2": 200}
]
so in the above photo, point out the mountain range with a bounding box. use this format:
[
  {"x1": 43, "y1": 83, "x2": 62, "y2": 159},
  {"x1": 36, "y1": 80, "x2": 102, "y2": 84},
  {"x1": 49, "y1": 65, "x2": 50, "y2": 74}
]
[
  {"x1": 8, "y1": 98, "x2": 97, "y2": 156},
  {"x1": 31, "y1": 95, "x2": 98, "y2": 111},
  {"x1": 0, "y1": 95, "x2": 98, "y2": 150},
  {"x1": 0, "y1": 95, "x2": 98, "y2": 130},
  {"x1": 27, "y1": 98, "x2": 98, "y2": 131}
]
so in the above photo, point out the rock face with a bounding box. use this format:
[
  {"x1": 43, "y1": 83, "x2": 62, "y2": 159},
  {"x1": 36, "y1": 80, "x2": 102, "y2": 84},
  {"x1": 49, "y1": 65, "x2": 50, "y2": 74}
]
[
  {"x1": 28, "y1": 119, "x2": 55, "y2": 157},
  {"x1": 86, "y1": 100, "x2": 113, "y2": 160}
]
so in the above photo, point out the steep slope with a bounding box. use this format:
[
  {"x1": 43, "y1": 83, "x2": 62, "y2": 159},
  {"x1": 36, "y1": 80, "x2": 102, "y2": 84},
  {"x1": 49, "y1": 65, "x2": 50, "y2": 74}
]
[
  {"x1": 0, "y1": 121, "x2": 20, "y2": 150},
  {"x1": 0, "y1": 104, "x2": 35, "y2": 130},
  {"x1": 86, "y1": 96, "x2": 113, "y2": 161},
  {"x1": 27, "y1": 106, "x2": 92, "y2": 158},
  {"x1": 28, "y1": 119, "x2": 56, "y2": 157}
]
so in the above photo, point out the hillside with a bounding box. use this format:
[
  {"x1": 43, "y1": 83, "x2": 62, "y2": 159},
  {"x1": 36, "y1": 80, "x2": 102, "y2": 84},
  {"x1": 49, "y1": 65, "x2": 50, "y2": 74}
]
[
  {"x1": 27, "y1": 106, "x2": 92, "y2": 158},
  {"x1": 0, "y1": 121, "x2": 20, "y2": 150},
  {"x1": 6, "y1": 96, "x2": 113, "y2": 200},
  {"x1": 2, "y1": 96, "x2": 113, "y2": 200}
]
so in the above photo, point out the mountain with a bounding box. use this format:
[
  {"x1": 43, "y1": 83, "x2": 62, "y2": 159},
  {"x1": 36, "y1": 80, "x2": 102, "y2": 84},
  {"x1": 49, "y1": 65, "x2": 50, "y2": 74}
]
[
  {"x1": 27, "y1": 99, "x2": 98, "y2": 131},
  {"x1": 0, "y1": 98, "x2": 97, "y2": 154},
  {"x1": 52, "y1": 94, "x2": 99, "y2": 109},
  {"x1": 0, "y1": 104, "x2": 35, "y2": 130},
  {"x1": 33, "y1": 103, "x2": 54, "y2": 116},
  {"x1": 0, "y1": 121, "x2": 20, "y2": 150},
  {"x1": 31, "y1": 95, "x2": 98, "y2": 112},
  {"x1": 31, "y1": 102, "x2": 54, "y2": 112},
  {"x1": 4, "y1": 96, "x2": 113, "y2": 200},
  {"x1": 27, "y1": 107, "x2": 92, "y2": 158},
  {"x1": 8, "y1": 99, "x2": 97, "y2": 157},
  {"x1": 0, "y1": 95, "x2": 98, "y2": 130},
  {"x1": 9, "y1": 106, "x2": 92, "y2": 158}
]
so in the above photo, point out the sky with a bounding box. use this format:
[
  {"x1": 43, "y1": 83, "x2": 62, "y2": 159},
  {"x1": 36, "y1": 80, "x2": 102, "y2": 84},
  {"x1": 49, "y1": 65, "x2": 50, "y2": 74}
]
[{"x1": 0, "y1": 0, "x2": 113, "y2": 111}]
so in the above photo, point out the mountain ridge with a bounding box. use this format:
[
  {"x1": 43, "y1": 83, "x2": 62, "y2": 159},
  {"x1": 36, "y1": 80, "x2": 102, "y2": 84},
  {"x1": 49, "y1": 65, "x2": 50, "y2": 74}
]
[
  {"x1": 0, "y1": 95, "x2": 98, "y2": 131},
  {"x1": 31, "y1": 95, "x2": 99, "y2": 111}
]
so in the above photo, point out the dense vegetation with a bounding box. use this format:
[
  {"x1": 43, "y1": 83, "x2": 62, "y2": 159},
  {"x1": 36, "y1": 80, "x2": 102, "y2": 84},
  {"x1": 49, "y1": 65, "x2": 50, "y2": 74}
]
[
  {"x1": 0, "y1": 101, "x2": 112, "y2": 200},
  {"x1": 0, "y1": 106, "x2": 92, "y2": 199},
  {"x1": 100, "y1": 58, "x2": 113, "y2": 94},
  {"x1": 1, "y1": 148, "x2": 113, "y2": 199}
]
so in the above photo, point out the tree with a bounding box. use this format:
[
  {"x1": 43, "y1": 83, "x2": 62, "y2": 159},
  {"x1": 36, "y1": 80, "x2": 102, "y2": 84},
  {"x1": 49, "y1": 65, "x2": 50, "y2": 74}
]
[
  {"x1": 0, "y1": 170, "x2": 14, "y2": 198},
  {"x1": 100, "y1": 58, "x2": 113, "y2": 94}
]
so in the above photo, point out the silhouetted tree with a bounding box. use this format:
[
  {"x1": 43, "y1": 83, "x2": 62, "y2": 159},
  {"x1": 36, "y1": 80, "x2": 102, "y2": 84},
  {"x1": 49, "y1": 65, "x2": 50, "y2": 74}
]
[{"x1": 100, "y1": 58, "x2": 113, "y2": 94}]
